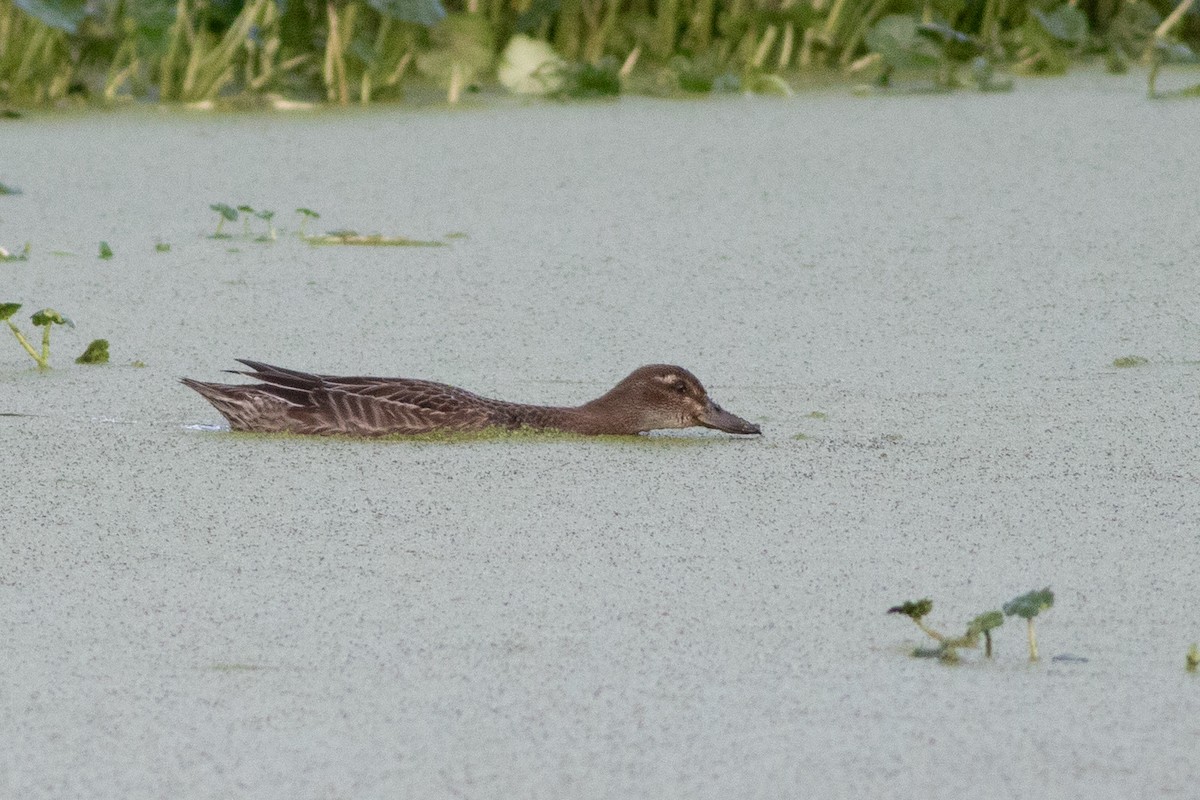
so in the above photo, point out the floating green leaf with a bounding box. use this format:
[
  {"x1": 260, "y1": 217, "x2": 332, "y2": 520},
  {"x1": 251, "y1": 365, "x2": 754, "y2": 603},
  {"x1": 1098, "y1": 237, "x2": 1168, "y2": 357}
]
[
  {"x1": 99, "y1": 241, "x2": 113, "y2": 260},
  {"x1": 76, "y1": 339, "x2": 109, "y2": 364},
  {"x1": 968, "y1": 610, "x2": 1005, "y2": 634},
  {"x1": 211, "y1": 203, "x2": 238, "y2": 221},
  {"x1": 888, "y1": 599, "x2": 933, "y2": 620},
  {"x1": 1188, "y1": 644, "x2": 1199, "y2": 673},
  {"x1": 30, "y1": 308, "x2": 71, "y2": 327},
  {"x1": 155, "y1": 242, "x2": 171, "y2": 252},
  {"x1": 1004, "y1": 587, "x2": 1053, "y2": 661},
  {"x1": 1003, "y1": 588, "x2": 1054, "y2": 619},
  {"x1": 296, "y1": 208, "x2": 320, "y2": 219},
  {"x1": 1113, "y1": 355, "x2": 1148, "y2": 368},
  {"x1": 0, "y1": 303, "x2": 21, "y2": 321}
]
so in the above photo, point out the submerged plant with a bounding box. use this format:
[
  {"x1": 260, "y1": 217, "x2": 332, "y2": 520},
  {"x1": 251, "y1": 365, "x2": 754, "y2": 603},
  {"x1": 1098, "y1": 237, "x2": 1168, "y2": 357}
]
[
  {"x1": 76, "y1": 338, "x2": 109, "y2": 364},
  {"x1": 2, "y1": 303, "x2": 73, "y2": 369},
  {"x1": 1003, "y1": 588, "x2": 1054, "y2": 661},
  {"x1": 210, "y1": 203, "x2": 238, "y2": 238}
]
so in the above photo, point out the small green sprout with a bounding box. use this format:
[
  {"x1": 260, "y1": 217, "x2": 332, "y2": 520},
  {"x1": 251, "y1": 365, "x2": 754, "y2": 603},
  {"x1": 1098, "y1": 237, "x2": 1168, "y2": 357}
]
[
  {"x1": 209, "y1": 203, "x2": 238, "y2": 238},
  {"x1": 296, "y1": 208, "x2": 320, "y2": 237},
  {"x1": 155, "y1": 242, "x2": 171, "y2": 252},
  {"x1": 237, "y1": 205, "x2": 256, "y2": 236},
  {"x1": 254, "y1": 210, "x2": 277, "y2": 241},
  {"x1": 1112, "y1": 355, "x2": 1148, "y2": 368},
  {"x1": 1003, "y1": 588, "x2": 1054, "y2": 661},
  {"x1": 1187, "y1": 644, "x2": 1199, "y2": 673},
  {"x1": 888, "y1": 599, "x2": 945, "y2": 642},
  {"x1": 967, "y1": 611, "x2": 1005, "y2": 658},
  {"x1": 99, "y1": 241, "x2": 113, "y2": 260},
  {"x1": 3, "y1": 304, "x2": 73, "y2": 369}
]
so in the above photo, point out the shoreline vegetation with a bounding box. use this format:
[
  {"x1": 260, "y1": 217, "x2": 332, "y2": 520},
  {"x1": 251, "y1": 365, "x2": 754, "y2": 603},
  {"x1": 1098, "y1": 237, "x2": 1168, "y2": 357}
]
[{"x1": 0, "y1": 0, "x2": 1197, "y2": 109}]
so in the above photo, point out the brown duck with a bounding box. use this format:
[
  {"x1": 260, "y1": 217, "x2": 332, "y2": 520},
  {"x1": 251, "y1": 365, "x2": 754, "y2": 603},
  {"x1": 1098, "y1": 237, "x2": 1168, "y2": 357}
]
[{"x1": 183, "y1": 360, "x2": 762, "y2": 437}]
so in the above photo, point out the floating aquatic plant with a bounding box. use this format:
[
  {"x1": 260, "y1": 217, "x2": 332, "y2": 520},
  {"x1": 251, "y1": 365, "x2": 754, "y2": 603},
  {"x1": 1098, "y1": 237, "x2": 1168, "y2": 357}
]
[
  {"x1": 254, "y1": 209, "x2": 276, "y2": 241},
  {"x1": 1113, "y1": 355, "x2": 1149, "y2": 368},
  {"x1": 98, "y1": 241, "x2": 113, "y2": 259},
  {"x1": 210, "y1": 203, "x2": 238, "y2": 238},
  {"x1": 155, "y1": 242, "x2": 171, "y2": 252},
  {"x1": 1003, "y1": 587, "x2": 1054, "y2": 662},
  {"x1": 967, "y1": 610, "x2": 1005, "y2": 658},
  {"x1": 888, "y1": 599, "x2": 945, "y2": 642},
  {"x1": 1188, "y1": 644, "x2": 1199, "y2": 673},
  {"x1": 2, "y1": 303, "x2": 73, "y2": 369},
  {"x1": 295, "y1": 208, "x2": 320, "y2": 237},
  {"x1": 0, "y1": 181, "x2": 20, "y2": 195},
  {"x1": 304, "y1": 230, "x2": 446, "y2": 247},
  {"x1": 237, "y1": 205, "x2": 255, "y2": 235}
]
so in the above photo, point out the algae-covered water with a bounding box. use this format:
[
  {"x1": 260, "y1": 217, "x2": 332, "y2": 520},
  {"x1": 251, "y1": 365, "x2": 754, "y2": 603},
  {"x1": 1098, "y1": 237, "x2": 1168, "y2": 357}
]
[{"x1": 3, "y1": 71, "x2": 1199, "y2": 799}]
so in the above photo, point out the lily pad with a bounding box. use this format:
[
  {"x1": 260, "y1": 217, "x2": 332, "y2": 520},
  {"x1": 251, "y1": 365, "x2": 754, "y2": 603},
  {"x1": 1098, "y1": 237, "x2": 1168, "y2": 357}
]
[
  {"x1": 30, "y1": 308, "x2": 72, "y2": 327},
  {"x1": 210, "y1": 203, "x2": 238, "y2": 221},
  {"x1": 1003, "y1": 588, "x2": 1054, "y2": 619},
  {"x1": 0, "y1": 302, "x2": 21, "y2": 321}
]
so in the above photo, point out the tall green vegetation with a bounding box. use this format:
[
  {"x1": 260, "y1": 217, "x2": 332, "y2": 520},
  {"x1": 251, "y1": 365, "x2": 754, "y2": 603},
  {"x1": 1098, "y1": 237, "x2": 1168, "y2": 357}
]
[{"x1": 0, "y1": 0, "x2": 1195, "y2": 105}]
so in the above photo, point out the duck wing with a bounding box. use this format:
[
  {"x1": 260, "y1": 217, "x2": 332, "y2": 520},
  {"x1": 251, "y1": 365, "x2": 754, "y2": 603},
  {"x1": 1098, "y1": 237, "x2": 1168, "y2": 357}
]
[{"x1": 233, "y1": 359, "x2": 494, "y2": 435}]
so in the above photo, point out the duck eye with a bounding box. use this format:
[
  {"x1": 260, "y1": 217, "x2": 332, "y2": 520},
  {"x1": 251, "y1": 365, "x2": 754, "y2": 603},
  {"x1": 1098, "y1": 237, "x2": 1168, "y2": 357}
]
[{"x1": 674, "y1": 381, "x2": 688, "y2": 394}]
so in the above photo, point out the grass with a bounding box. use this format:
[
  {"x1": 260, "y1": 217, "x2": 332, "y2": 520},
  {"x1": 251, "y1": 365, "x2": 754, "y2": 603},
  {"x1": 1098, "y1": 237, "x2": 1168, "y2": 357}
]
[{"x1": 1, "y1": 0, "x2": 1192, "y2": 107}]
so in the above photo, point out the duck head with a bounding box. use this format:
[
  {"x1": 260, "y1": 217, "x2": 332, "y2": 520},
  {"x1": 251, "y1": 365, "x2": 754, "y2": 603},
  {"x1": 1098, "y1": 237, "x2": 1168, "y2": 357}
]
[{"x1": 587, "y1": 365, "x2": 762, "y2": 435}]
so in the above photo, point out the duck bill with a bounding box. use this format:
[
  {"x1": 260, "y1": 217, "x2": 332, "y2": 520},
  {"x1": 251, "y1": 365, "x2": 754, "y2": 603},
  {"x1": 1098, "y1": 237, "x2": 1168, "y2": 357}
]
[{"x1": 698, "y1": 400, "x2": 761, "y2": 435}]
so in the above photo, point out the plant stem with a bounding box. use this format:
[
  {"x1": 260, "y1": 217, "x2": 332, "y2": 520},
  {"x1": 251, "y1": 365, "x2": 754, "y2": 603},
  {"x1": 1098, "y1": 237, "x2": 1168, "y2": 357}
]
[
  {"x1": 915, "y1": 619, "x2": 946, "y2": 642},
  {"x1": 984, "y1": 630, "x2": 993, "y2": 658},
  {"x1": 39, "y1": 322, "x2": 50, "y2": 363},
  {"x1": 7, "y1": 322, "x2": 46, "y2": 367},
  {"x1": 1027, "y1": 618, "x2": 1039, "y2": 661},
  {"x1": 1154, "y1": 0, "x2": 1195, "y2": 40}
]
